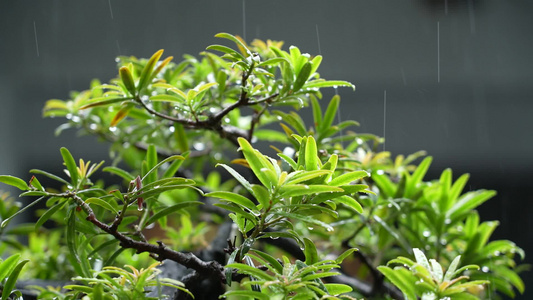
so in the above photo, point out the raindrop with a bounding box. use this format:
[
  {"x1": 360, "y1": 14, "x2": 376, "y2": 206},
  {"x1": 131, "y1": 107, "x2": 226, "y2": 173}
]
[
  {"x1": 193, "y1": 142, "x2": 205, "y2": 151},
  {"x1": 89, "y1": 124, "x2": 98, "y2": 130},
  {"x1": 493, "y1": 251, "x2": 500, "y2": 257},
  {"x1": 66, "y1": 113, "x2": 73, "y2": 120},
  {"x1": 115, "y1": 57, "x2": 121, "y2": 63},
  {"x1": 481, "y1": 266, "x2": 490, "y2": 273},
  {"x1": 307, "y1": 227, "x2": 314, "y2": 231},
  {"x1": 169, "y1": 126, "x2": 175, "y2": 133},
  {"x1": 71, "y1": 116, "x2": 80, "y2": 122},
  {"x1": 109, "y1": 126, "x2": 117, "y2": 132},
  {"x1": 326, "y1": 227, "x2": 334, "y2": 232},
  {"x1": 376, "y1": 170, "x2": 385, "y2": 175},
  {"x1": 224, "y1": 117, "x2": 231, "y2": 123},
  {"x1": 154, "y1": 186, "x2": 160, "y2": 189},
  {"x1": 444, "y1": 218, "x2": 451, "y2": 225},
  {"x1": 270, "y1": 236, "x2": 279, "y2": 240},
  {"x1": 422, "y1": 230, "x2": 431, "y2": 238},
  {"x1": 440, "y1": 238, "x2": 447, "y2": 246}
]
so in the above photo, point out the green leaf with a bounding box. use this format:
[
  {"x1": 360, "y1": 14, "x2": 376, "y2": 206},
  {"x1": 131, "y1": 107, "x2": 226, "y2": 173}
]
[
  {"x1": 67, "y1": 208, "x2": 81, "y2": 263},
  {"x1": 447, "y1": 190, "x2": 496, "y2": 221},
  {"x1": 1, "y1": 259, "x2": 29, "y2": 300},
  {"x1": 279, "y1": 184, "x2": 343, "y2": 198},
  {"x1": 304, "y1": 80, "x2": 355, "y2": 91},
  {"x1": 293, "y1": 62, "x2": 312, "y2": 92},
  {"x1": 30, "y1": 169, "x2": 70, "y2": 185},
  {"x1": 0, "y1": 254, "x2": 21, "y2": 282},
  {"x1": 149, "y1": 94, "x2": 185, "y2": 103},
  {"x1": 413, "y1": 248, "x2": 431, "y2": 271},
  {"x1": 0, "y1": 175, "x2": 29, "y2": 191},
  {"x1": 206, "y1": 191, "x2": 257, "y2": 213},
  {"x1": 377, "y1": 266, "x2": 417, "y2": 300},
  {"x1": 226, "y1": 263, "x2": 275, "y2": 281},
  {"x1": 162, "y1": 152, "x2": 189, "y2": 178},
  {"x1": 1, "y1": 196, "x2": 47, "y2": 228},
  {"x1": 303, "y1": 237, "x2": 318, "y2": 265},
  {"x1": 138, "y1": 49, "x2": 164, "y2": 93},
  {"x1": 278, "y1": 153, "x2": 298, "y2": 171},
  {"x1": 372, "y1": 170, "x2": 395, "y2": 198},
  {"x1": 324, "y1": 283, "x2": 353, "y2": 296},
  {"x1": 85, "y1": 197, "x2": 119, "y2": 214},
  {"x1": 34, "y1": 199, "x2": 68, "y2": 231},
  {"x1": 119, "y1": 66, "x2": 136, "y2": 96},
  {"x1": 238, "y1": 137, "x2": 277, "y2": 189},
  {"x1": 272, "y1": 211, "x2": 333, "y2": 232},
  {"x1": 328, "y1": 170, "x2": 369, "y2": 186},
  {"x1": 60, "y1": 147, "x2": 79, "y2": 187},
  {"x1": 103, "y1": 166, "x2": 135, "y2": 182},
  {"x1": 335, "y1": 248, "x2": 357, "y2": 264},
  {"x1": 285, "y1": 170, "x2": 332, "y2": 185},
  {"x1": 444, "y1": 255, "x2": 461, "y2": 282},
  {"x1": 319, "y1": 95, "x2": 340, "y2": 134},
  {"x1": 215, "y1": 33, "x2": 250, "y2": 56},
  {"x1": 145, "y1": 202, "x2": 202, "y2": 226},
  {"x1": 221, "y1": 290, "x2": 270, "y2": 300},
  {"x1": 251, "y1": 250, "x2": 283, "y2": 274},
  {"x1": 80, "y1": 97, "x2": 133, "y2": 110},
  {"x1": 334, "y1": 195, "x2": 363, "y2": 213},
  {"x1": 252, "y1": 185, "x2": 270, "y2": 210},
  {"x1": 216, "y1": 163, "x2": 254, "y2": 195},
  {"x1": 405, "y1": 156, "x2": 432, "y2": 198},
  {"x1": 206, "y1": 44, "x2": 245, "y2": 60},
  {"x1": 304, "y1": 136, "x2": 319, "y2": 171}
]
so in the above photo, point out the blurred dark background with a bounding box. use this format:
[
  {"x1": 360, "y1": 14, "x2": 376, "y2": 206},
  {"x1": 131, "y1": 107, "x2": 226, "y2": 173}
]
[{"x1": 0, "y1": 1, "x2": 531, "y2": 297}]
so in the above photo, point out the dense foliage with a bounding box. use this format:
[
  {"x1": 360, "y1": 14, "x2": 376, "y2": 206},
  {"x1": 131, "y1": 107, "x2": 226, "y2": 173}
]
[{"x1": 0, "y1": 33, "x2": 526, "y2": 299}]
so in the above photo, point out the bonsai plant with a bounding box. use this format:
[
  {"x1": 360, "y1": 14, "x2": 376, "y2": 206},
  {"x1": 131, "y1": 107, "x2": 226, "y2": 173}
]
[{"x1": 0, "y1": 33, "x2": 526, "y2": 299}]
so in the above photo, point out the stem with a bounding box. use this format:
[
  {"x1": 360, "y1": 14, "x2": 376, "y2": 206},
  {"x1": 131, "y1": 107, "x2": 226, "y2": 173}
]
[{"x1": 67, "y1": 193, "x2": 225, "y2": 283}]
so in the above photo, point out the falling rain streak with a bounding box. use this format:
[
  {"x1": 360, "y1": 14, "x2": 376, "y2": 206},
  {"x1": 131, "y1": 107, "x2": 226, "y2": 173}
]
[
  {"x1": 383, "y1": 90, "x2": 387, "y2": 152},
  {"x1": 33, "y1": 21, "x2": 39, "y2": 57},
  {"x1": 315, "y1": 25, "x2": 322, "y2": 55},
  {"x1": 468, "y1": 0, "x2": 476, "y2": 34},
  {"x1": 437, "y1": 21, "x2": 440, "y2": 83},
  {"x1": 108, "y1": 0, "x2": 114, "y2": 19},
  {"x1": 242, "y1": 0, "x2": 246, "y2": 41}
]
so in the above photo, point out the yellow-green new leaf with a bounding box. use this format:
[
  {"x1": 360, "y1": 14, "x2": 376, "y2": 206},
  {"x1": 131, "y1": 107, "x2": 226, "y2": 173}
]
[
  {"x1": 328, "y1": 170, "x2": 369, "y2": 186},
  {"x1": 119, "y1": 66, "x2": 136, "y2": 96},
  {"x1": 279, "y1": 184, "x2": 343, "y2": 198},
  {"x1": 138, "y1": 49, "x2": 164, "y2": 93},
  {"x1": 110, "y1": 102, "x2": 134, "y2": 127},
  {"x1": 237, "y1": 137, "x2": 277, "y2": 189}
]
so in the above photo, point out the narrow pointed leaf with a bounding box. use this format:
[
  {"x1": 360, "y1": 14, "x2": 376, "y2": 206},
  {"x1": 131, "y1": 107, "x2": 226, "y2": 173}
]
[
  {"x1": 279, "y1": 184, "x2": 343, "y2": 197},
  {"x1": 138, "y1": 49, "x2": 164, "y2": 92},
  {"x1": 60, "y1": 147, "x2": 78, "y2": 187},
  {"x1": 303, "y1": 237, "x2": 318, "y2": 265},
  {"x1": 206, "y1": 191, "x2": 257, "y2": 213},
  {"x1": 34, "y1": 200, "x2": 68, "y2": 231},
  {"x1": 293, "y1": 62, "x2": 312, "y2": 92},
  {"x1": 145, "y1": 202, "x2": 202, "y2": 226},
  {"x1": 110, "y1": 102, "x2": 134, "y2": 127},
  {"x1": 328, "y1": 170, "x2": 369, "y2": 186},
  {"x1": 1, "y1": 259, "x2": 29, "y2": 300},
  {"x1": 85, "y1": 197, "x2": 119, "y2": 214}
]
